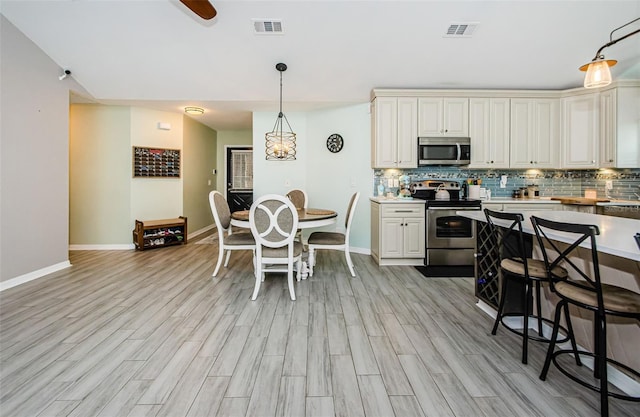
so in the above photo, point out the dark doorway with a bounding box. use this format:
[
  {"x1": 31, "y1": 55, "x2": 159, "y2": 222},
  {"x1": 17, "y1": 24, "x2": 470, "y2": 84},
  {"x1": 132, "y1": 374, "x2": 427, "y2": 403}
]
[{"x1": 226, "y1": 147, "x2": 253, "y2": 213}]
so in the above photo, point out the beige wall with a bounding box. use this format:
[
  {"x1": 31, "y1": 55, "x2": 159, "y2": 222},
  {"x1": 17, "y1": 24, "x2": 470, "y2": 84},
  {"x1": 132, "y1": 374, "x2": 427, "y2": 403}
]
[
  {"x1": 183, "y1": 116, "x2": 217, "y2": 233},
  {"x1": 215, "y1": 130, "x2": 253, "y2": 193},
  {"x1": 130, "y1": 107, "x2": 183, "y2": 223},
  {"x1": 69, "y1": 105, "x2": 132, "y2": 245},
  {"x1": 1, "y1": 16, "x2": 72, "y2": 283}
]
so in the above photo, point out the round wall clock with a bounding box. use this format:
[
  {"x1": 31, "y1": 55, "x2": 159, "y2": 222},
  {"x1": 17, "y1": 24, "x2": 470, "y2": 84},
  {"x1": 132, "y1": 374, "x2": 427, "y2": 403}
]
[{"x1": 326, "y1": 133, "x2": 344, "y2": 153}]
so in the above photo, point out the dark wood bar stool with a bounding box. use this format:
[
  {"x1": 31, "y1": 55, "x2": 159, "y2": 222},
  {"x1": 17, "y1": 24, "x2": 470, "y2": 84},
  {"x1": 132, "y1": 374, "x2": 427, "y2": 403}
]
[
  {"x1": 484, "y1": 209, "x2": 573, "y2": 364},
  {"x1": 531, "y1": 216, "x2": 640, "y2": 417}
]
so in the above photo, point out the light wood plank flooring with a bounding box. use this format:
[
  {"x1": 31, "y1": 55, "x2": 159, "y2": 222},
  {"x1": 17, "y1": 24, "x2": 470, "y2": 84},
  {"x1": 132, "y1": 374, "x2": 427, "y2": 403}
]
[{"x1": 1, "y1": 235, "x2": 639, "y2": 417}]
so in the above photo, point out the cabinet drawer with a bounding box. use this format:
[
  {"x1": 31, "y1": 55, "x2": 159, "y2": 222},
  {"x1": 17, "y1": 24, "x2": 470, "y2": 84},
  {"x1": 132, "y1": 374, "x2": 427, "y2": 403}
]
[{"x1": 381, "y1": 204, "x2": 424, "y2": 217}]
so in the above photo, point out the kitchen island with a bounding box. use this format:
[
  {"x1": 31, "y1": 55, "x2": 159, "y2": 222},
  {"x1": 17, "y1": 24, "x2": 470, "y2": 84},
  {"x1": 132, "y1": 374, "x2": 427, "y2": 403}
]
[{"x1": 459, "y1": 209, "x2": 640, "y2": 388}]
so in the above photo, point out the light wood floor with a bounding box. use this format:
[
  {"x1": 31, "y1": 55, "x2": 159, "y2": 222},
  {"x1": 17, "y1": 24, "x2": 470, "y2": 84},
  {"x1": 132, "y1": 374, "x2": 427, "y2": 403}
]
[{"x1": 1, "y1": 235, "x2": 639, "y2": 417}]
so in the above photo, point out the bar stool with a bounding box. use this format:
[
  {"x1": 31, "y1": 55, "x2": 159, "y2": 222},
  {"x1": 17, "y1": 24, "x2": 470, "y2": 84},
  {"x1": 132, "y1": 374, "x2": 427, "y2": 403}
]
[
  {"x1": 484, "y1": 209, "x2": 572, "y2": 364},
  {"x1": 531, "y1": 216, "x2": 640, "y2": 417}
]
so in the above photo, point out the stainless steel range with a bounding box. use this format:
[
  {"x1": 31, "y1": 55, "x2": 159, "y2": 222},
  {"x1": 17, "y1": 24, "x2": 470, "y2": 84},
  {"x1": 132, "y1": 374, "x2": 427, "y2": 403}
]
[{"x1": 410, "y1": 180, "x2": 482, "y2": 271}]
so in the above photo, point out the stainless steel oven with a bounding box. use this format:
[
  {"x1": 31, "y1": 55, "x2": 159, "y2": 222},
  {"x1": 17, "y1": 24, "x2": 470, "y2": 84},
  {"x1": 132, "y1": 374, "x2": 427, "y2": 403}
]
[
  {"x1": 418, "y1": 137, "x2": 471, "y2": 166},
  {"x1": 426, "y1": 205, "x2": 479, "y2": 265},
  {"x1": 411, "y1": 180, "x2": 481, "y2": 269}
]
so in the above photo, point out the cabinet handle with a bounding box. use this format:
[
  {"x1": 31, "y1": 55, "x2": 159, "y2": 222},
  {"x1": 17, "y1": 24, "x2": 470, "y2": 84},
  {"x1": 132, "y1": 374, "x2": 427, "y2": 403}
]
[
  {"x1": 490, "y1": 160, "x2": 494, "y2": 164},
  {"x1": 609, "y1": 159, "x2": 614, "y2": 162},
  {"x1": 530, "y1": 161, "x2": 534, "y2": 164},
  {"x1": 394, "y1": 210, "x2": 413, "y2": 213}
]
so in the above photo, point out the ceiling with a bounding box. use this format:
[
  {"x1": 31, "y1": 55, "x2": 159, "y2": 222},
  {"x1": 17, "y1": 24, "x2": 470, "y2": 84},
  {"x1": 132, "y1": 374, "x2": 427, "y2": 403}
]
[{"x1": 2, "y1": 0, "x2": 639, "y2": 131}]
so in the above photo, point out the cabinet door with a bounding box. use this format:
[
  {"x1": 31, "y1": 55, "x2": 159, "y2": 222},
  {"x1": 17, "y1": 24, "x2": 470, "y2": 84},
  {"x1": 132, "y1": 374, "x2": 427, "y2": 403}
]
[
  {"x1": 373, "y1": 97, "x2": 398, "y2": 168},
  {"x1": 599, "y1": 89, "x2": 616, "y2": 168},
  {"x1": 396, "y1": 98, "x2": 418, "y2": 168},
  {"x1": 443, "y1": 98, "x2": 469, "y2": 136},
  {"x1": 417, "y1": 98, "x2": 443, "y2": 136},
  {"x1": 380, "y1": 217, "x2": 404, "y2": 258},
  {"x1": 532, "y1": 99, "x2": 560, "y2": 168},
  {"x1": 403, "y1": 217, "x2": 425, "y2": 257},
  {"x1": 509, "y1": 99, "x2": 535, "y2": 168},
  {"x1": 614, "y1": 86, "x2": 640, "y2": 168},
  {"x1": 562, "y1": 94, "x2": 598, "y2": 168},
  {"x1": 468, "y1": 98, "x2": 490, "y2": 167},
  {"x1": 489, "y1": 98, "x2": 511, "y2": 168}
]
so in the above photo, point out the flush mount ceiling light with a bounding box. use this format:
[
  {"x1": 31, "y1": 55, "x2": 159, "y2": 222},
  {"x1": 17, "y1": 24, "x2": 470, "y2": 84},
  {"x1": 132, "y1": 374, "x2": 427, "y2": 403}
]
[
  {"x1": 184, "y1": 106, "x2": 204, "y2": 115},
  {"x1": 580, "y1": 17, "x2": 640, "y2": 89},
  {"x1": 265, "y1": 63, "x2": 296, "y2": 161}
]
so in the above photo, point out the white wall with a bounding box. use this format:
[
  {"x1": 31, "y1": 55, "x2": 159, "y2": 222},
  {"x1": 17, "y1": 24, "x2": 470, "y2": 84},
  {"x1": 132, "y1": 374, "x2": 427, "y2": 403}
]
[
  {"x1": 253, "y1": 104, "x2": 372, "y2": 251},
  {"x1": 1, "y1": 16, "x2": 72, "y2": 284}
]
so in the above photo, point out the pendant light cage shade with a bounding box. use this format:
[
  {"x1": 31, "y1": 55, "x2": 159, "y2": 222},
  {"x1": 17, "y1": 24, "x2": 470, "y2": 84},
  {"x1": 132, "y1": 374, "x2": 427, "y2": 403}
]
[
  {"x1": 265, "y1": 113, "x2": 297, "y2": 160},
  {"x1": 266, "y1": 63, "x2": 296, "y2": 161}
]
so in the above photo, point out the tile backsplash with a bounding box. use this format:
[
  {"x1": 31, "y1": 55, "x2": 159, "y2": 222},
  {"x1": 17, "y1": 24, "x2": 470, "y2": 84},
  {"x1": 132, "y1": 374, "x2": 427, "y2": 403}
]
[{"x1": 373, "y1": 167, "x2": 640, "y2": 200}]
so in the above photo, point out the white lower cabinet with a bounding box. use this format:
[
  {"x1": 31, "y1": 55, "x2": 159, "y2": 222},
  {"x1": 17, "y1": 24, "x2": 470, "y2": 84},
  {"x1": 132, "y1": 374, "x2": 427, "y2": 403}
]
[
  {"x1": 502, "y1": 203, "x2": 559, "y2": 211},
  {"x1": 371, "y1": 201, "x2": 425, "y2": 266}
]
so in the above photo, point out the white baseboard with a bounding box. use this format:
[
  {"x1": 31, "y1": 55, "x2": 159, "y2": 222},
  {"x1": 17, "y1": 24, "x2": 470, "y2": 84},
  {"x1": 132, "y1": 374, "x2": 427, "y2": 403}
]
[
  {"x1": 0, "y1": 260, "x2": 72, "y2": 292},
  {"x1": 350, "y1": 246, "x2": 371, "y2": 256},
  {"x1": 69, "y1": 244, "x2": 135, "y2": 250},
  {"x1": 475, "y1": 299, "x2": 640, "y2": 396},
  {"x1": 189, "y1": 224, "x2": 215, "y2": 239}
]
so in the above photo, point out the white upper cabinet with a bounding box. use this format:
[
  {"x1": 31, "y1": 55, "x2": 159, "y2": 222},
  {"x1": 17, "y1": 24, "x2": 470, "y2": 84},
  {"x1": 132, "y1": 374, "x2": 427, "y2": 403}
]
[
  {"x1": 600, "y1": 86, "x2": 640, "y2": 168},
  {"x1": 468, "y1": 98, "x2": 510, "y2": 168},
  {"x1": 371, "y1": 97, "x2": 418, "y2": 168},
  {"x1": 510, "y1": 98, "x2": 560, "y2": 168},
  {"x1": 561, "y1": 93, "x2": 599, "y2": 169},
  {"x1": 418, "y1": 98, "x2": 469, "y2": 137}
]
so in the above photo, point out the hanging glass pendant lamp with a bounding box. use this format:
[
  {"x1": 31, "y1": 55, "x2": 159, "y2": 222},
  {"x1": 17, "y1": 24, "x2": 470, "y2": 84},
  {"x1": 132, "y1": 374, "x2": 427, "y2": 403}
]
[{"x1": 265, "y1": 63, "x2": 296, "y2": 161}]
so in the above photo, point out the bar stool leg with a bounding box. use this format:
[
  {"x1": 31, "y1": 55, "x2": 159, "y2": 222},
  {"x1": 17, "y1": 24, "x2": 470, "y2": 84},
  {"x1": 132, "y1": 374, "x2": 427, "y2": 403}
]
[
  {"x1": 540, "y1": 300, "x2": 565, "y2": 380},
  {"x1": 564, "y1": 303, "x2": 582, "y2": 367},
  {"x1": 491, "y1": 273, "x2": 509, "y2": 335},
  {"x1": 522, "y1": 279, "x2": 532, "y2": 364},
  {"x1": 535, "y1": 281, "x2": 544, "y2": 337}
]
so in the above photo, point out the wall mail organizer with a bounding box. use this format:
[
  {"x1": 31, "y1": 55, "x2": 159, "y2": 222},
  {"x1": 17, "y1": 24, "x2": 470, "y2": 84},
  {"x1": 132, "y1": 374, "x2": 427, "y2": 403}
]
[{"x1": 133, "y1": 146, "x2": 181, "y2": 177}]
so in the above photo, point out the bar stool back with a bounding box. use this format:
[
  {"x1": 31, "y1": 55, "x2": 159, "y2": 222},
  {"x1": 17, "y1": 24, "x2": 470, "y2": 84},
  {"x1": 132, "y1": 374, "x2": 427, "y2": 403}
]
[
  {"x1": 484, "y1": 209, "x2": 571, "y2": 364},
  {"x1": 531, "y1": 216, "x2": 640, "y2": 417}
]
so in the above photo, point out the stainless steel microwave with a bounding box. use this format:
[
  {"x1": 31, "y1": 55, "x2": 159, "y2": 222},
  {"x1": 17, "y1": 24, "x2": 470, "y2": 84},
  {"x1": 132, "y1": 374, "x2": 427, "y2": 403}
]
[{"x1": 418, "y1": 137, "x2": 471, "y2": 166}]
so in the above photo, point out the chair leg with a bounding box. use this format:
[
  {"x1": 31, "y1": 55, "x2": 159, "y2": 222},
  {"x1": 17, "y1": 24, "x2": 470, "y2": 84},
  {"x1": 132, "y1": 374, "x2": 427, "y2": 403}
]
[
  {"x1": 345, "y1": 248, "x2": 355, "y2": 277},
  {"x1": 308, "y1": 247, "x2": 315, "y2": 277},
  {"x1": 224, "y1": 250, "x2": 232, "y2": 267},
  {"x1": 295, "y1": 258, "x2": 302, "y2": 283},
  {"x1": 213, "y1": 247, "x2": 224, "y2": 277},
  {"x1": 288, "y1": 260, "x2": 296, "y2": 301},
  {"x1": 596, "y1": 313, "x2": 609, "y2": 417},
  {"x1": 540, "y1": 300, "x2": 565, "y2": 381},
  {"x1": 251, "y1": 261, "x2": 262, "y2": 301},
  {"x1": 491, "y1": 273, "x2": 509, "y2": 335},
  {"x1": 522, "y1": 280, "x2": 532, "y2": 364},
  {"x1": 564, "y1": 303, "x2": 582, "y2": 367},
  {"x1": 534, "y1": 281, "x2": 543, "y2": 337}
]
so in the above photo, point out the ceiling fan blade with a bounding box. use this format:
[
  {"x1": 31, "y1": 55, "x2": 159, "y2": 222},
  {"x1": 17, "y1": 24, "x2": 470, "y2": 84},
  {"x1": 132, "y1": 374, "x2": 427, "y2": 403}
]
[{"x1": 179, "y1": 0, "x2": 217, "y2": 20}]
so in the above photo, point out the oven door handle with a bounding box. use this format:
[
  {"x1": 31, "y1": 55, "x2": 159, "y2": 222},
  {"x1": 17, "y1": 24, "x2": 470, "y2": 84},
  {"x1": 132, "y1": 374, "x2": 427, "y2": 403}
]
[{"x1": 428, "y1": 207, "x2": 481, "y2": 211}]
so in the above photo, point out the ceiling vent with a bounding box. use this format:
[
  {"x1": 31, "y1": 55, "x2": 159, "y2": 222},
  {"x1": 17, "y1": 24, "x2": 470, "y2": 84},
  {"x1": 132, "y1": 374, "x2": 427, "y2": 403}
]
[
  {"x1": 252, "y1": 19, "x2": 284, "y2": 34},
  {"x1": 444, "y1": 22, "x2": 479, "y2": 38}
]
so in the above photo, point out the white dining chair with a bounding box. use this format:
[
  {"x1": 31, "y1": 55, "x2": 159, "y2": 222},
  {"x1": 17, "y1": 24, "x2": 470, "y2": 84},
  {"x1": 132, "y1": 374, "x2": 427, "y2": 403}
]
[
  {"x1": 249, "y1": 194, "x2": 303, "y2": 301},
  {"x1": 307, "y1": 192, "x2": 360, "y2": 277},
  {"x1": 208, "y1": 191, "x2": 255, "y2": 277}
]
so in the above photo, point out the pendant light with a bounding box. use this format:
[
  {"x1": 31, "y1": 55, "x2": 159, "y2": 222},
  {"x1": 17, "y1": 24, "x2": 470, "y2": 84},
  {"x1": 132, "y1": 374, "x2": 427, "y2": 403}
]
[
  {"x1": 265, "y1": 63, "x2": 296, "y2": 161},
  {"x1": 580, "y1": 17, "x2": 640, "y2": 89}
]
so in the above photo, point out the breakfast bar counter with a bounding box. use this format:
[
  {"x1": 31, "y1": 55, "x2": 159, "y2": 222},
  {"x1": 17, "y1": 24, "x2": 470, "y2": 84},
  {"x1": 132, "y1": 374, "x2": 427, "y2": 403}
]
[{"x1": 458, "y1": 209, "x2": 640, "y2": 375}]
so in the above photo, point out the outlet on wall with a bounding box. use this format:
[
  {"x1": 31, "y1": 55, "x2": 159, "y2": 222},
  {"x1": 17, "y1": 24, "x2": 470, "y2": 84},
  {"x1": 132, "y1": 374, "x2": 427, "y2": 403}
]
[{"x1": 606, "y1": 180, "x2": 613, "y2": 190}]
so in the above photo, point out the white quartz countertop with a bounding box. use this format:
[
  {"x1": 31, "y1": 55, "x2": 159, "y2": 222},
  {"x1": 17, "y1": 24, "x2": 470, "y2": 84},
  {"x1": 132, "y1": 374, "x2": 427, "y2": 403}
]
[
  {"x1": 482, "y1": 198, "x2": 561, "y2": 204},
  {"x1": 370, "y1": 197, "x2": 426, "y2": 204},
  {"x1": 458, "y1": 209, "x2": 640, "y2": 261}
]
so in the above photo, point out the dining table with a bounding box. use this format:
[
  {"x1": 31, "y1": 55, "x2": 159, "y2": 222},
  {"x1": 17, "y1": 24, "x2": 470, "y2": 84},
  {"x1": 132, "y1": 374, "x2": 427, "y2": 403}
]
[{"x1": 231, "y1": 207, "x2": 338, "y2": 279}]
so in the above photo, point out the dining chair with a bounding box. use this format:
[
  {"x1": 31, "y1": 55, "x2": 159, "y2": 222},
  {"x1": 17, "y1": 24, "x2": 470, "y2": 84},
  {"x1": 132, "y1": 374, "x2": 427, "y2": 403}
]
[
  {"x1": 249, "y1": 194, "x2": 303, "y2": 301},
  {"x1": 307, "y1": 192, "x2": 360, "y2": 277},
  {"x1": 286, "y1": 189, "x2": 308, "y2": 244},
  {"x1": 286, "y1": 189, "x2": 308, "y2": 209},
  {"x1": 483, "y1": 209, "x2": 572, "y2": 364},
  {"x1": 208, "y1": 191, "x2": 255, "y2": 277},
  {"x1": 531, "y1": 215, "x2": 640, "y2": 417}
]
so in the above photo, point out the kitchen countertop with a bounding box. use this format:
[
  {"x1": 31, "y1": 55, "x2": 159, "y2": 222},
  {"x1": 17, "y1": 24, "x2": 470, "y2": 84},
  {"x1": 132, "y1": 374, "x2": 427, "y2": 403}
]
[
  {"x1": 370, "y1": 197, "x2": 425, "y2": 204},
  {"x1": 458, "y1": 209, "x2": 640, "y2": 261},
  {"x1": 482, "y1": 198, "x2": 561, "y2": 204}
]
